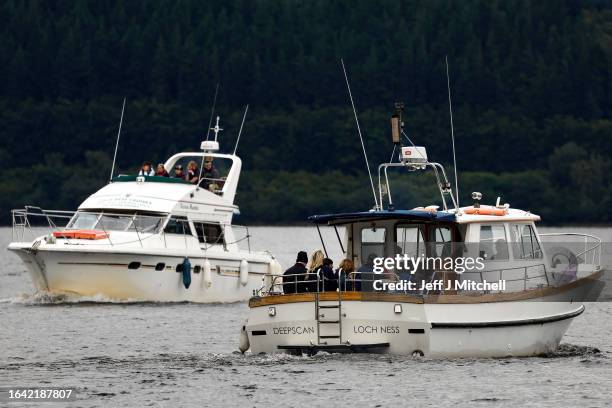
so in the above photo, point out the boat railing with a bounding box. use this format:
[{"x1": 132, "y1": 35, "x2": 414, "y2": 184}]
[
  {"x1": 539, "y1": 233, "x2": 602, "y2": 269},
  {"x1": 11, "y1": 207, "x2": 75, "y2": 241},
  {"x1": 224, "y1": 224, "x2": 252, "y2": 253},
  {"x1": 444, "y1": 263, "x2": 550, "y2": 294},
  {"x1": 256, "y1": 262, "x2": 559, "y2": 298},
  {"x1": 11, "y1": 207, "x2": 253, "y2": 252}
]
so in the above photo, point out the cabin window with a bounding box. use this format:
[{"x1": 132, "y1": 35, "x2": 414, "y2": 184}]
[
  {"x1": 361, "y1": 226, "x2": 386, "y2": 265},
  {"x1": 510, "y1": 224, "x2": 542, "y2": 260},
  {"x1": 129, "y1": 215, "x2": 164, "y2": 234},
  {"x1": 430, "y1": 226, "x2": 453, "y2": 258},
  {"x1": 193, "y1": 222, "x2": 224, "y2": 245},
  {"x1": 68, "y1": 211, "x2": 165, "y2": 233},
  {"x1": 69, "y1": 212, "x2": 99, "y2": 229},
  {"x1": 96, "y1": 214, "x2": 135, "y2": 231},
  {"x1": 479, "y1": 224, "x2": 508, "y2": 260},
  {"x1": 395, "y1": 225, "x2": 425, "y2": 258},
  {"x1": 164, "y1": 216, "x2": 190, "y2": 235}
]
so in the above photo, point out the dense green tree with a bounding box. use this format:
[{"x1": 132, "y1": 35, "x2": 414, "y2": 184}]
[{"x1": 0, "y1": 0, "x2": 610, "y2": 224}]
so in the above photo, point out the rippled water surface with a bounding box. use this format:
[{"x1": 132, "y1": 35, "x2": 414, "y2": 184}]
[{"x1": 1, "y1": 227, "x2": 612, "y2": 407}]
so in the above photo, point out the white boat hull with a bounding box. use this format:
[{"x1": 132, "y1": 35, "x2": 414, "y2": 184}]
[
  {"x1": 9, "y1": 245, "x2": 275, "y2": 303},
  {"x1": 245, "y1": 292, "x2": 591, "y2": 357}
]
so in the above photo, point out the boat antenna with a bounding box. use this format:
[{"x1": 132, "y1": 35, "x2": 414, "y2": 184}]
[
  {"x1": 341, "y1": 59, "x2": 379, "y2": 210},
  {"x1": 233, "y1": 104, "x2": 249, "y2": 155},
  {"x1": 197, "y1": 84, "x2": 220, "y2": 190},
  {"x1": 445, "y1": 55, "x2": 459, "y2": 208},
  {"x1": 109, "y1": 97, "x2": 126, "y2": 183},
  {"x1": 205, "y1": 83, "x2": 220, "y2": 141}
]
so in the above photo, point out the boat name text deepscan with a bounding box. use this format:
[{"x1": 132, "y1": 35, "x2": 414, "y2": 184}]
[
  {"x1": 373, "y1": 255, "x2": 485, "y2": 274},
  {"x1": 272, "y1": 326, "x2": 316, "y2": 335}
]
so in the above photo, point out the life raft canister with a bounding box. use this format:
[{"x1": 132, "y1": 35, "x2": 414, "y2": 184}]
[{"x1": 182, "y1": 257, "x2": 192, "y2": 289}]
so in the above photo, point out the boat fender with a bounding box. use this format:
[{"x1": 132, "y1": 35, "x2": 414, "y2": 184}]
[
  {"x1": 203, "y1": 259, "x2": 212, "y2": 287},
  {"x1": 240, "y1": 260, "x2": 249, "y2": 286},
  {"x1": 238, "y1": 321, "x2": 250, "y2": 353},
  {"x1": 182, "y1": 257, "x2": 192, "y2": 289}
]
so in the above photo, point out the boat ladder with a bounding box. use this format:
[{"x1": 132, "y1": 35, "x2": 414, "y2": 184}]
[{"x1": 315, "y1": 291, "x2": 343, "y2": 345}]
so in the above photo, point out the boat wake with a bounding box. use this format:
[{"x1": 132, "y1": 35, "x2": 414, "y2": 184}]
[
  {"x1": 2, "y1": 291, "x2": 153, "y2": 305},
  {"x1": 1, "y1": 344, "x2": 604, "y2": 376},
  {"x1": 543, "y1": 343, "x2": 602, "y2": 358}
]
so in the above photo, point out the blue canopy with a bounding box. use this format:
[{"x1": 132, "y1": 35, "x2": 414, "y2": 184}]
[{"x1": 308, "y1": 209, "x2": 456, "y2": 225}]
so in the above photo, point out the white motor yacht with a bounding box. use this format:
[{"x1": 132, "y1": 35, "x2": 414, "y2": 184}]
[{"x1": 8, "y1": 119, "x2": 282, "y2": 302}]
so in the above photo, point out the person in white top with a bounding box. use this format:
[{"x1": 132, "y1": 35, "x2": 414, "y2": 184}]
[{"x1": 138, "y1": 161, "x2": 155, "y2": 176}]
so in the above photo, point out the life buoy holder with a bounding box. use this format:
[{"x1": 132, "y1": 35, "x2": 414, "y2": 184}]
[{"x1": 464, "y1": 206, "x2": 507, "y2": 216}]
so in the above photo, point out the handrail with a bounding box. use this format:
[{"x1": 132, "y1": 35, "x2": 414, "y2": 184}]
[
  {"x1": 10, "y1": 207, "x2": 254, "y2": 253},
  {"x1": 539, "y1": 232, "x2": 602, "y2": 268},
  {"x1": 259, "y1": 261, "x2": 557, "y2": 297}
]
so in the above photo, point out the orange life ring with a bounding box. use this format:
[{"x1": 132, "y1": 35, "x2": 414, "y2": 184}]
[{"x1": 464, "y1": 206, "x2": 507, "y2": 216}]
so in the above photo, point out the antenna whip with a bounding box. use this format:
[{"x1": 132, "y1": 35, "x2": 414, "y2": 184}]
[
  {"x1": 205, "y1": 83, "x2": 220, "y2": 141},
  {"x1": 341, "y1": 59, "x2": 379, "y2": 210},
  {"x1": 233, "y1": 105, "x2": 249, "y2": 155},
  {"x1": 109, "y1": 97, "x2": 126, "y2": 183},
  {"x1": 198, "y1": 84, "x2": 220, "y2": 189},
  {"x1": 445, "y1": 56, "x2": 459, "y2": 207}
]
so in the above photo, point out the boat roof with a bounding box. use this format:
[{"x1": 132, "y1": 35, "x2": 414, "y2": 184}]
[
  {"x1": 79, "y1": 178, "x2": 235, "y2": 214},
  {"x1": 309, "y1": 206, "x2": 540, "y2": 225},
  {"x1": 309, "y1": 209, "x2": 456, "y2": 225},
  {"x1": 451, "y1": 206, "x2": 540, "y2": 223}
]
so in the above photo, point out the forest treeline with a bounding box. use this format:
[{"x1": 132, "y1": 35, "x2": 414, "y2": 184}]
[{"x1": 0, "y1": 0, "x2": 610, "y2": 224}]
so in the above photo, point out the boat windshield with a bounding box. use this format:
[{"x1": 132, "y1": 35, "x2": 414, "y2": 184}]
[
  {"x1": 67, "y1": 211, "x2": 166, "y2": 233},
  {"x1": 170, "y1": 155, "x2": 233, "y2": 194}
]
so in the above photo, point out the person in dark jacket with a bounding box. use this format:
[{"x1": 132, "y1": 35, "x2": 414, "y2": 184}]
[
  {"x1": 283, "y1": 251, "x2": 308, "y2": 294},
  {"x1": 200, "y1": 156, "x2": 222, "y2": 191},
  {"x1": 357, "y1": 253, "x2": 377, "y2": 292},
  {"x1": 318, "y1": 258, "x2": 337, "y2": 292},
  {"x1": 173, "y1": 165, "x2": 185, "y2": 179}
]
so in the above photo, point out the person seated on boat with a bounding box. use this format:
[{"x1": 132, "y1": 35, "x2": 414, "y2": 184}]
[
  {"x1": 491, "y1": 239, "x2": 509, "y2": 260},
  {"x1": 356, "y1": 253, "x2": 378, "y2": 292},
  {"x1": 173, "y1": 165, "x2": 185, "y2": 179},
  {"x1": 283, "y1": 251, "x2": 308, "y2": 294},
  {"x1": 155, "y1": 163, "x2": 169, "y2": 177},
  {"x1": 337, "y1": 259, "x2": 355, "y2": 291},
  {"x1": 186, "y1": 161, "x2": 200, "y2": 184},
  {"x1": 318, "y1": 258, "x2": 337, "y2": 292},
  {"x1": 303, "y1": 250, "x2": 324, "y2": 293},
  {"x1": 138, "y1": 161, "x2": 155, "y2": 176},
  {"x1": 200, "y1": 156, "x2": 222, "y2": 191}
]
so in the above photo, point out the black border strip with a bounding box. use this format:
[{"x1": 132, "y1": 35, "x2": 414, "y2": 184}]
[
  {"x1": 277, "y1": 342, "x2": 390, "y2": 351},
  {"x1": 431, "y1": 305, "x2": 584, "y2": 329}
]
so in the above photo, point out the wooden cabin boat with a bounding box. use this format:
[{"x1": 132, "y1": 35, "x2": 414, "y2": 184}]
[{"x1": 241, "y1": 108, "x2": 603, "y2": 357}]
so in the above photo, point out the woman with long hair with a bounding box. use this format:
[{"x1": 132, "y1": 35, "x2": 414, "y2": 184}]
[
  {"x1": 337, "y1": 258, "x2": 355, "y2": 291},
  {"x1": 304, "y1": 250, "x2": 324, "y2": 292}
]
